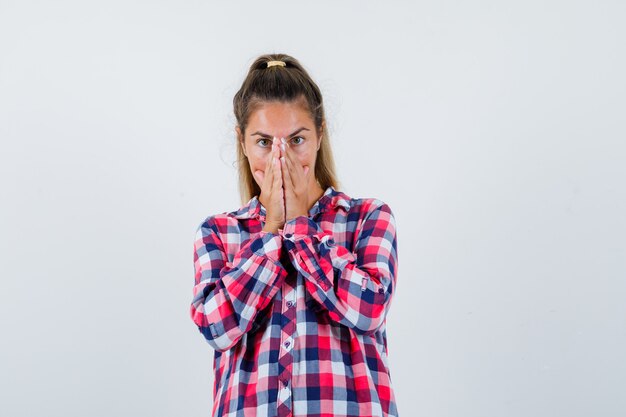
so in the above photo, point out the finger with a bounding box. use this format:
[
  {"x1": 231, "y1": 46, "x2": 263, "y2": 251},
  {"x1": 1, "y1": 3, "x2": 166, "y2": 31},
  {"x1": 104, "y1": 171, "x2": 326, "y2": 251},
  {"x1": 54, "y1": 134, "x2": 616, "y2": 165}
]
[
  {"x1": 280, "y1": 157, "x2": 294, "y2": 210},
  {"x1": 271, "y1": 142, "x2": 282, "y2": 187},
  {"x1": 257, "y1": 165, "x2": 269, "y2": 189},
  {"x1": 280, "y1": 155, "x2": 293, "y2": 192},
  {"x1": 254, "y1": 170, "x2": 264, "y2": 183},
  {"x1": 283, "y1": 152, "x2": 305, "y2": 192},
  {"x1": 279, "y1": 138, "x2": 296, "y2": 185},
  {"x1": 282, "y1": 139, "x2": 304, "y2": 187},
  {"x1": 272, "y1": 155, "x2": 282, "y2": 190},
  {"x1": 256, "y1": 146, "x2": 273, "y2": 185},
  {"x1": 263, "y1": 150, "x2": 274, "y2": 190},
  {"x1": 271, "y1": 147, "x2": 282, "y2": 190},
  {"x1": 281, "y1": 137, "x2": 295, "y2": 165}
]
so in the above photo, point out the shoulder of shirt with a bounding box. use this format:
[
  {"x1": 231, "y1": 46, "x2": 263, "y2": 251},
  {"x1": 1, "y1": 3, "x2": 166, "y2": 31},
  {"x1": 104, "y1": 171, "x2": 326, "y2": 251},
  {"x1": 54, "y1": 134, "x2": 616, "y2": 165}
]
[
  {"x1": 194, "y1": 211, "x2": 239, "y2": 237},
  {"x1": 352, "y1": 196, "x2": 394, "y2": 216}
]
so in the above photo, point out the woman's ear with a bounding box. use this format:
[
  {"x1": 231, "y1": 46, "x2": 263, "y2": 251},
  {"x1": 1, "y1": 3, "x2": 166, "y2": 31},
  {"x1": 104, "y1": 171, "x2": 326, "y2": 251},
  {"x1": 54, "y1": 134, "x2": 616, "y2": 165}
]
[{"x1": 236, "y1": 126, "x2": 247, "y2": 157}]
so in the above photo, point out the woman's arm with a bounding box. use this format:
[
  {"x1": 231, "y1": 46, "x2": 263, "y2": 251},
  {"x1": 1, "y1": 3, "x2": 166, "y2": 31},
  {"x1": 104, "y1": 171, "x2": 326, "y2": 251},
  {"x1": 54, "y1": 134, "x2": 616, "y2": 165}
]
[
  {"x1": 280, "y1": 200, "x2": 398, "y2": 336},
  {"x1": 190, "y1": 215, "x2": 287, "y2": 351}
]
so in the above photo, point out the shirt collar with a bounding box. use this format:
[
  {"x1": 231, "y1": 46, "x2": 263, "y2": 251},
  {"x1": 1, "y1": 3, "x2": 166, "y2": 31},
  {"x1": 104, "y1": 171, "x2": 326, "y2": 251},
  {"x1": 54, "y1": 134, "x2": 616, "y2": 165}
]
[{"x1": 232, "y1": 185, "x2": 351, "y2": 220}]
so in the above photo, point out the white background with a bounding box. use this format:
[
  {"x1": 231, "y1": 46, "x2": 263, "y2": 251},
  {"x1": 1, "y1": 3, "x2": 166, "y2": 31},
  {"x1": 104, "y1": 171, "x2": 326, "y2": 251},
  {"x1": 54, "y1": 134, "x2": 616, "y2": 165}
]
[{"x1": 1, "y1": 1, "x2": 625, "y2": 416}]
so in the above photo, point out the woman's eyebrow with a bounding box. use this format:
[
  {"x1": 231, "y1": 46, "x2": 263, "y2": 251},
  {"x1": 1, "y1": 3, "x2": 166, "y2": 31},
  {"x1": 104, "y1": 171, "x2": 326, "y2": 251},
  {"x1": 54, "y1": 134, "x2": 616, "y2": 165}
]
[{"x1": 251, "y1": 127, "x2": 310, "y2": 138}]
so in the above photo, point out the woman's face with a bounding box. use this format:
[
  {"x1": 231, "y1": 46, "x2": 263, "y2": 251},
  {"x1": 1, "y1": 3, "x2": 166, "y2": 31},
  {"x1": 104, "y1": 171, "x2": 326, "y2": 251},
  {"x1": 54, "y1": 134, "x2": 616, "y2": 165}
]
[{"x1": 237, "y1": 100, "x2": 322, "y2": 189}]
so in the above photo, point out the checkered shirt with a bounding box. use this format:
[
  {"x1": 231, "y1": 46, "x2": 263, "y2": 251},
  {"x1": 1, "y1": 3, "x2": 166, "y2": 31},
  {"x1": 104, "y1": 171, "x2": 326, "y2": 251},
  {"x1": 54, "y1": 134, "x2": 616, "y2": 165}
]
[{"x1": 191, "y1": 185, "x2": 399, "y2": 417}]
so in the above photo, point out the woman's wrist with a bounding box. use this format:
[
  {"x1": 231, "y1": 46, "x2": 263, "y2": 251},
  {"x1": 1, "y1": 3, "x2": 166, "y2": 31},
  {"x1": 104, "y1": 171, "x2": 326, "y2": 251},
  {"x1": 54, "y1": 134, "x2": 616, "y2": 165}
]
[{"x1": 262, "y1": 221, "x2": 283, "y2": 234}]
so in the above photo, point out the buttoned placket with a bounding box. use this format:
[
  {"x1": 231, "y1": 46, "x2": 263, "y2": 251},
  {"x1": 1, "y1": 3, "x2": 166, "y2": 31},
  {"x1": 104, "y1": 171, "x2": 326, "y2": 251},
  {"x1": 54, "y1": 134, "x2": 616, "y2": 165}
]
[
  {"x1": 276, "y1": 246, "x2": 297, "y2": 417},
  {"x1": 255, "y1": 211, "x2": 296, "y2": 417}
]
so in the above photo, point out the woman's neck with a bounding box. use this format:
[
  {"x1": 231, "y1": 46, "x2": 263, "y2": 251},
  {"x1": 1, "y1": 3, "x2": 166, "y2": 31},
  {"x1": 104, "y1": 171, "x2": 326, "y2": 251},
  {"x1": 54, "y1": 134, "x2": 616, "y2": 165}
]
[{"x1": 307, "y1": 183, "x2": 326, "y2": 211}]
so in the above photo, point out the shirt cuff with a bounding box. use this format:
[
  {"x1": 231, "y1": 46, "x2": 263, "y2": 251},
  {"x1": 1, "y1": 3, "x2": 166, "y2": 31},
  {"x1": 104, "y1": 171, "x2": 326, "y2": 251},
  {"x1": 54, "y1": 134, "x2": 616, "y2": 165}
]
[
  {"x1": 248, "y1": 230, "x2": 283, "y2": 262},
  {"x1": 279, "y1": 216, "x2": 336, "y2": 247},
  {"x1": 279, "y1": 215, "x2": 319, "y2": 238}
]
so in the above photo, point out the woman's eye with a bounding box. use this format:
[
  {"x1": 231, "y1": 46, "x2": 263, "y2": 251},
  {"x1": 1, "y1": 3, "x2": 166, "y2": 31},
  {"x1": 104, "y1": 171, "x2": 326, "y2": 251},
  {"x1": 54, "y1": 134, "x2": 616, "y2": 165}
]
[
  {"x1": 257, "y1": 139, "x2": 271, "y2": 147},
  {"x1": 291, "y1": 136, "x2": 304, "y2": 145}
]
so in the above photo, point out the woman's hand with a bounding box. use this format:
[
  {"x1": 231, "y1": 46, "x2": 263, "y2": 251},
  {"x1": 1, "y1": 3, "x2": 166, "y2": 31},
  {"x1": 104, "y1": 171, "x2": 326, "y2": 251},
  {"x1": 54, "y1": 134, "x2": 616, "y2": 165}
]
[
  {"x1": 253, "y1": 140, "x2": 285, "y2": 233},
  {"x1": 279, "y1": 137, "x2": 311, "y2": 222}
]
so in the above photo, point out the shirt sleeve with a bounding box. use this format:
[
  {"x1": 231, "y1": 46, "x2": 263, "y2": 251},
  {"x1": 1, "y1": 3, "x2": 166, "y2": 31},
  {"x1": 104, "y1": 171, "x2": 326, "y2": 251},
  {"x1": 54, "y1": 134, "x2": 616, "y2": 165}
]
[
  {"x1": 190, "y1": 216, "x2": 288, "y2": 351},
  {"x1": 279, "y1": 202, "x2": 398, "y2": 336}
]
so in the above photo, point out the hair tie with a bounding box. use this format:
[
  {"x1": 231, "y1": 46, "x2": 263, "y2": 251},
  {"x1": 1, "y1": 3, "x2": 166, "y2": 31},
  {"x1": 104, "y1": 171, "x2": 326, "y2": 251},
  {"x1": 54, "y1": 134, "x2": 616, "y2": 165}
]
[{"x1": 266, "y1": 60, "x2": 286, "y2": 68}]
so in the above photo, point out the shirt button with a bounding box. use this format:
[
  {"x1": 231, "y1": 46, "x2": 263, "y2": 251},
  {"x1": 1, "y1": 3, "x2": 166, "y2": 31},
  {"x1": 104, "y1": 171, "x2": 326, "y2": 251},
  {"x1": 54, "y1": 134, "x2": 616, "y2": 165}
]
[
  {"x1": 282, "y1": 378, "x2": 289, "y2": 387},
  {"x1": 284, "y1": 341, "x2": 290, "y2": 348},
  {"x1": 286, "y1": 300, "x2": 294, "y2": 308},
  {"x1": 285, "y1": 233, "x2": 292, "y2": 238}
]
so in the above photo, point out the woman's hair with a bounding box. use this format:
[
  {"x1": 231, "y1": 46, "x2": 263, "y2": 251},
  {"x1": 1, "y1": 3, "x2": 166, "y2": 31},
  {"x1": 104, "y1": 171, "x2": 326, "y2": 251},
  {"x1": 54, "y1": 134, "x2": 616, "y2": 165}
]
[{"x1": 233, "y1": 53, "x2": 340, "y2": 205}]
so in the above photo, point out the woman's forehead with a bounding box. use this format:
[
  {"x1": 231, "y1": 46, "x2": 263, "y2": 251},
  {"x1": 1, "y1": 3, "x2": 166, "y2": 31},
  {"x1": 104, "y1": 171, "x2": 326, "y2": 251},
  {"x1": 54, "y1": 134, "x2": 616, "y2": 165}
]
[{"x1": 247, "y1": 101, "x2": 314, "y2": 132}]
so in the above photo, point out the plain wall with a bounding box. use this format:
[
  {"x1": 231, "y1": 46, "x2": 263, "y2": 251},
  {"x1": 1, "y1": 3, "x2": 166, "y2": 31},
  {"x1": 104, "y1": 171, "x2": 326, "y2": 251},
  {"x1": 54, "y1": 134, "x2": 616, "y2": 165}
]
[{"x1": 1, "y1": 1, "x2": 625, "y2": 416}]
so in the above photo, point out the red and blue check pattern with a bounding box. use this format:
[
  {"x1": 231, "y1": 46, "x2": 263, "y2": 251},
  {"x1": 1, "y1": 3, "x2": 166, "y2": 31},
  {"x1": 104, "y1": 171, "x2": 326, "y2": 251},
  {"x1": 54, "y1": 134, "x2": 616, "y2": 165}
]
[{"x1": 191, "y1": 186, "x2": 399, "y2": 417}]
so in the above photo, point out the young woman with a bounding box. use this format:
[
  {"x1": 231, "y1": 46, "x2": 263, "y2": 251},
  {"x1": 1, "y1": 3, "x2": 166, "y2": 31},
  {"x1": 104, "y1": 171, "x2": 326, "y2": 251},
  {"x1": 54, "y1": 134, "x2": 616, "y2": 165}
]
[{"x1": 190, "y1": 53, "x2": 399, "y2": 417}]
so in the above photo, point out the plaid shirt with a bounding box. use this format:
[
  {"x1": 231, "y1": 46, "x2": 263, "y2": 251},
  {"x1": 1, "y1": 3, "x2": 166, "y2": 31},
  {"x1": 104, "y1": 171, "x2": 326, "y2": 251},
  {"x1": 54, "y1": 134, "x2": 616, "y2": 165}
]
[{"x1": 191, "y1": 185, "x2": 399, "y2": 417}]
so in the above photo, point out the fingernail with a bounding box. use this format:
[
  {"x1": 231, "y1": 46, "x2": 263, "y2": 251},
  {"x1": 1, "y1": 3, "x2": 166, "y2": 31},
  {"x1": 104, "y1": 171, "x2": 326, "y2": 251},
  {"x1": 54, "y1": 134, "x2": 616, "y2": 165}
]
[
  {"x1": 280, "y1": 156, "x2": 285, "y2": 162},
  {"x1": 281, "y1": 137, "x2": 286, "y2": 144},
  {"x1": 280, "y1": 143, "x2": 286, "y2": 151}
]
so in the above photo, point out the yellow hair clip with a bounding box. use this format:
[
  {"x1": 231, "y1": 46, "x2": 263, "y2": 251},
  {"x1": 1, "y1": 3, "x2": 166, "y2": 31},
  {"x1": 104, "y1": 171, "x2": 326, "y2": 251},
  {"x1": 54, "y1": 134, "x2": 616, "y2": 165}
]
[{"x1": 266, "y1": 60, "x2": 286, "y2": 68}]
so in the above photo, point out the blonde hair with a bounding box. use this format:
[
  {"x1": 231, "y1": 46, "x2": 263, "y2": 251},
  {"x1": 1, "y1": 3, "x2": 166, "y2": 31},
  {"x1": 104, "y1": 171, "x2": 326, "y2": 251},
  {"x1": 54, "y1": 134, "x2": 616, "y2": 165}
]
[{"x1": 233, "y1": 53, "x2": 340, "y2": 206}]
